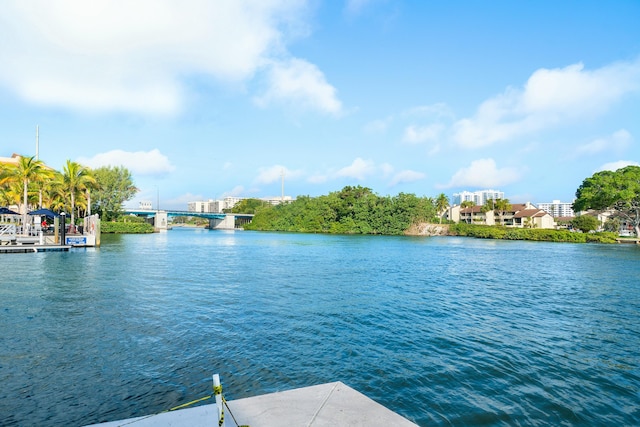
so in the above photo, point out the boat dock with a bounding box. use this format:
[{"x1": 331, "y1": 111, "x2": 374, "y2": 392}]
[
  {"x1": 0, "y1": 244, "x2": 71, "y2": 253},
  {"x1": 616, "y1": 237, "x2": 640, "y2": 244},
  {"x1": 86, "y1": 381, "x2": 418, "y2": 427}
]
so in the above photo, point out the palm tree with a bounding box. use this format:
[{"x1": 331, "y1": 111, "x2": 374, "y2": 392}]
[
  {"x1": 0, "y1": 179, "x2": 22, "y2": 208},
  {"x1": 4, "y1": 156, "x2": 52, "y2": 234},
  {"x1": 47, "y1": 174, "x2": 69, "y2": 213},
  {"x1": 41, "y1": 171, "x2": 63, "y2": 210},
  {"x1": 460, "y1": 200, "x2": 475, "y2": 223},
  {"x1": 523, "y1": 217, "x2": 538, "y2": 229},
  {"x1": 61, "y1": 160, "x2": 96, "y2": 227},
  {"x1": 482, "y1": 198, "x2": 511, "y2": 225},
  {"x1": 0, "y1": 163, "x2": 13, "y2": 205},
  {"x1": 435, "y1": 193, "x2": 449, "y2": 224},
  {"x1": 493, "y1": 198, "x2": 511, "y2": 226}
]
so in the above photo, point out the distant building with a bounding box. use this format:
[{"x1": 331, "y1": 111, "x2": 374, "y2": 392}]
[
  {"x1": 0, "y1": 153, "x2": 21, "y2": 166},
  {"x1": 1, "y1": 153, "x2": 54, "y2": 171},
  {"x1": 536, "y1": 200, "x2": 575, "y2": 217},
  {"x1": 138, "y1": 201, "x2": 153, "y2": 210},
  {"x1": 222, "y1": 197, "x2": 244, "y2": 211},
  {"x1": 452, "y1": 189, "x2": 504, "y2": 206},
  {"x1": 187, "y1": 196, "x2": 293, "y2": 213},
  {"x1": 448, "y1": 202, "x2": 556, "y2": 229},
  {"x1": 188, "y1": 199, "x2": 219, "y2": 213},
  {"x1": 262, "y1": 196, "x2": 293, "y2": 206}
]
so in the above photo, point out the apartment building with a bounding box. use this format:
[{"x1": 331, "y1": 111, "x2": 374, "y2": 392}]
[
  {"x1": 187, "y1": 196, "x2": 293, "y2": 213},
  {"x1": 535, "y1": 200, "x2": 575, "y2": 218},
  {"x1": 187, "y1": 199, "x2": 219, "y2": 213},
  {"x1": 448, "y1": 202, "x2": 556, "y2": 229},
  {"x1": 452, "y1": 189, "x2": 505, "y2": 206}
]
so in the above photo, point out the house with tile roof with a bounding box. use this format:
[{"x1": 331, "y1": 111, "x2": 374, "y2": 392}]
[
  {"x1": 448, "y1": 202, "x2": 556, "y2": 229},
  {"x1": 510, "y1": 206, "x2": 556, "y2": 229}
]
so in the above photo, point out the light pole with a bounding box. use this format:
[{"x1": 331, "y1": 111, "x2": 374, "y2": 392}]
[{"x1": 60, "y1": 212, "x2": 66, "y2": 244}]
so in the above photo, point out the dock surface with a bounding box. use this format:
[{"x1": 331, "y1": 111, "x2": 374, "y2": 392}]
[
  {"x1": 0, "y1": 244, "x2": 70, "y2": 253},
  {"x1": 87, "y1": 381, "x2": 418, "y2": 427}
]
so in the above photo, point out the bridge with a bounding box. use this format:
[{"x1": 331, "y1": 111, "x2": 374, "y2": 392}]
[{"x1": 123, "y1": 209, "x2": 254, "y2": 230}]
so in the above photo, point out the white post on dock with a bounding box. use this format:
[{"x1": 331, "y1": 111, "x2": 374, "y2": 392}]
[{"x1": 213, "y1": 374, "x2": 225, "y2": 427}]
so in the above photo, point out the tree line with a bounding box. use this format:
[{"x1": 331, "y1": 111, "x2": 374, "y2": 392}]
[
  {"x1": 244, "y1": 185, "x2": 447, "y2": 235},
  {"x1": 4, "y1": 154, "x2": 636, "y2": 238},
  {"x1": 0, "y1": 155, "x2": 138, "y2": 225},
  {"x1": 572, "y1": 165, "x2": 640, "y2": 237},
  {"x1": 245, "y1": 165, "x2": 640, "y2": 238}
]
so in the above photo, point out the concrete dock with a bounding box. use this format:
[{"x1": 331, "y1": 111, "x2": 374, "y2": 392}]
[
  {"x1": 0, "y1": 244, "x2": 71, "y2": 253},
  {"x1": 87, "y1": 381, "x2": 418, "y2": 427}
]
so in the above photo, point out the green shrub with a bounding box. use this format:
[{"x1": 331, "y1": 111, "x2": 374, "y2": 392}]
[
  {"x1": 447, "y1": 223, "x2": 617, "y2": 244},
  {"x1": 101, "y1": 221, "x2": 155, "y2": 234},
  {"x1": 586, "y1": 232, "x2": 618, "y2": 243},
  {"x1": 246, "y1": 186, "x2": 437, "y2": 235}
]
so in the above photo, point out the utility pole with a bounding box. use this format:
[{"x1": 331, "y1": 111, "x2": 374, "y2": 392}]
[
  {"x1": 281, "y1": 169, "x2": 284, "y2": 203},
  {"x1": 36, "y1": 125, "x2": 42, "y2": 208},
  {"x1": 36, "y1": 125, "x2": 39, "y2": 160}
]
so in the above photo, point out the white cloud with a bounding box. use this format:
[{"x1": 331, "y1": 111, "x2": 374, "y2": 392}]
[
  {"x1": 0, "y1": 1, "x2": 339, "y2": 115},
  {"x1": 254, "y1": 58, "x2": 342, "y2": 114},
  {"x1": 307, "y1": 174, "x2": 328, "y2": 184},
  {"x1": 336, "y1": 157, "x2": 376, "y2": 180},
  {"x1": 222, "y1": 186, "x2": 245, "y2": 198},
  {"x1": 597, "y1": 160, "x2": 640, "y2": 172},
  {"x1": 77, "y1": 149, "x2": 175, "y2": 176},
  {"x1": 400, "y1": 103, "x2": 452, "y2": 144},
  {"x1": 345, "y1": 0, "x2": 376, "y2": 14},
  {"x1": 576, "y1": 129, "x2": 632, "y2": 155},
  {"x1": 380, "y1": 163, "x2": 394, "y2": 177},
  {"x1": 453, "y1": 59, "x2": 640, "y2": 148},
  {"x1": 403, "y1": 123, "x2": 444, "y2": 144},
  {"x1": 388, "y1": 170, "x2": 426, "y2": 187},
  {"x1": 364, "y1": 116, "x2": 393, "y2": 134},
  {"x1": 165, "y1": 192, "x2": 204, "y2": 209},
  {"x1": 427, "y1": 144, "x2": 441, "y2": 156},
  {"x1": 403, "y1": 103, "x2": 454, "y2": 119},
  {"x1": 255, "y1": 165, "x2": 304, "y2": 184},
  {"x1": 440, "y1": 158, "x2": 520, "y2": 188},
  {"x1": 311, "y1": 159, "x2": 411, "y2": 185}
]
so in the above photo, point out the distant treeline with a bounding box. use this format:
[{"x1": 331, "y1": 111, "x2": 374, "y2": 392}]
[
  {"x1": 244, "y1": 186, "x2": 439, "y2": 235},
  {"x1": 241, "y1": 185, "x2": 621, "y2": 243}
]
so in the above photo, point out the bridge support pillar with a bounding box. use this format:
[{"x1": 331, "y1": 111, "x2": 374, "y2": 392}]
[
  {"x1": 155, "y1": 211, "x2": 168, "y2": 231},
  {"x1": 209, "y1": 214, "x2": 236, "y2": 229}
]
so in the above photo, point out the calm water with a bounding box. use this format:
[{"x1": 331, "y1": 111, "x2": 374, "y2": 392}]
[{"x1": 1, "y1": 228, "x2": 639, "y2": 426}]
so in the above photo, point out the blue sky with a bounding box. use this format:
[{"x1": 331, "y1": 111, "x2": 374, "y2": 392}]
[{"x1": 1, "y1": 0, "x2": 639, "y2": 210}]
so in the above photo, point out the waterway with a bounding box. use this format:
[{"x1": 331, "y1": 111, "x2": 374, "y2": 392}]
[{"x1": 1, "y1": 228, "x2": 639, "y2": 426}]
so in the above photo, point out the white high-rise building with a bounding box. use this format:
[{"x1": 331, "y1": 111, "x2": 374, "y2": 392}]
[
  {"x1": 452, "y1": 189, "x2": 504, "y2": 206},
  {"x1": 188, "y1": 199, "x2": 218, "y2": 213},
  {"x1": 536, "y1": 200, "x2": 575, "y2": 217},
  {"x1": 187, "y1": 196, "x2": 294, "y2": 213},
  {"x1": 221, "y1": 196, "x2": 293, "y2": 209}
]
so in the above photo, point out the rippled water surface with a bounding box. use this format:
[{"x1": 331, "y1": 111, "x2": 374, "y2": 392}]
[{"x1": 1, "y1": 229, "x2": 639, "y2": 426}]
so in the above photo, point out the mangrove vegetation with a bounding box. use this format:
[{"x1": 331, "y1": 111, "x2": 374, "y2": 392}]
[{"x1": 245, "y1": 185, "x2": 440, "y2": 235}]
